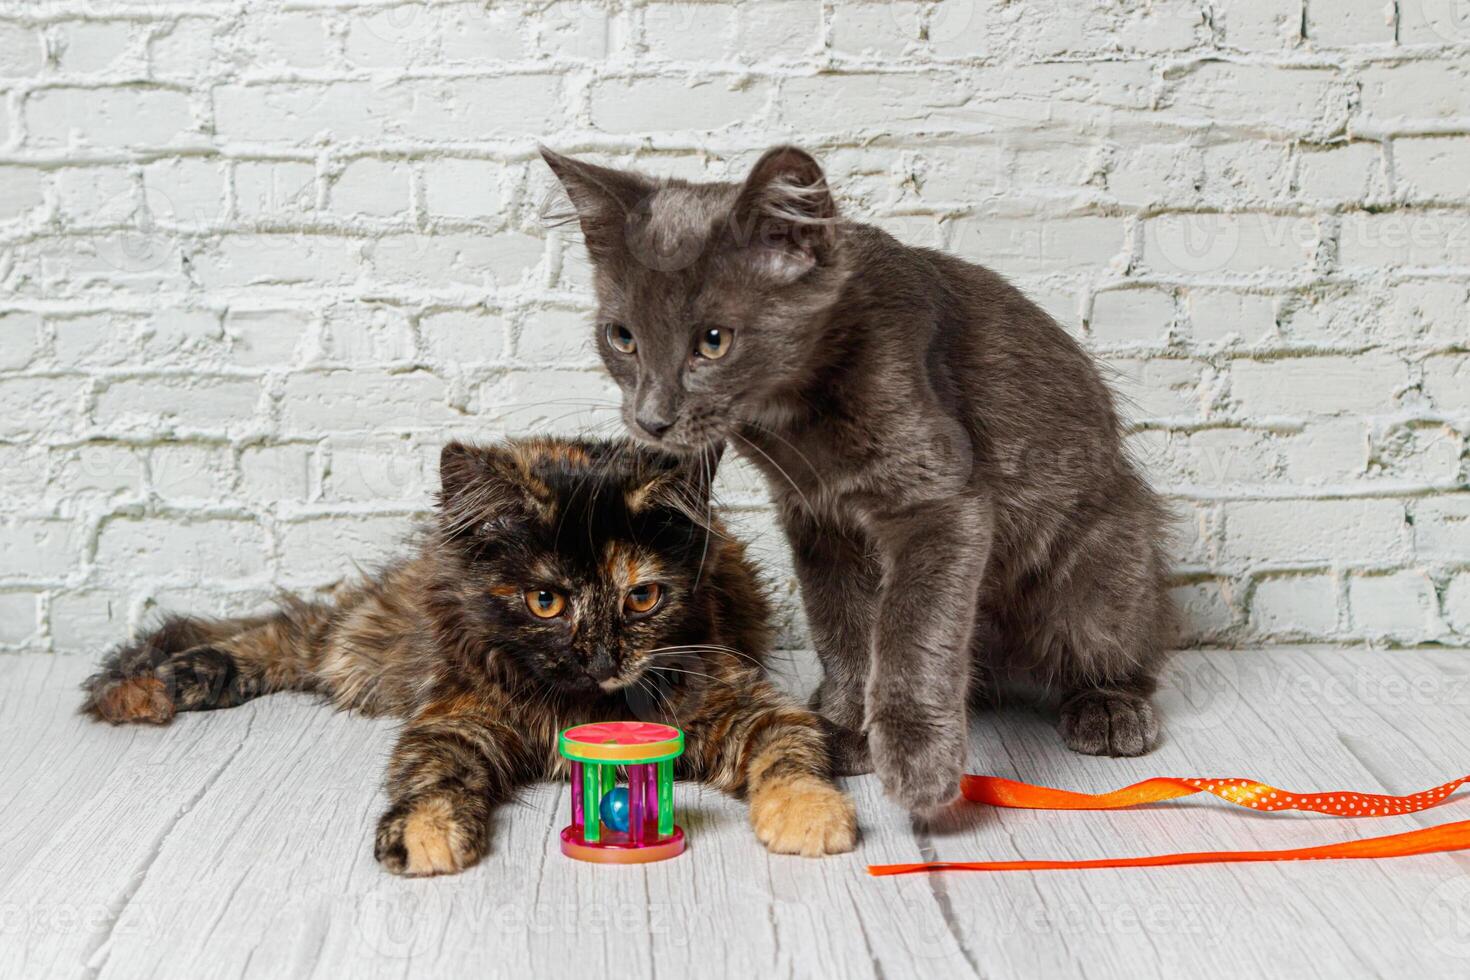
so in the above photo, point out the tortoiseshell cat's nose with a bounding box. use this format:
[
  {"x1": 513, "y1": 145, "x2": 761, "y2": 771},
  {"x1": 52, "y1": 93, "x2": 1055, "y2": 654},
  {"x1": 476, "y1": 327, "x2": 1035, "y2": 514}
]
[{"x1": 586, "y1": 646, "x2": 619, "y2": 681}]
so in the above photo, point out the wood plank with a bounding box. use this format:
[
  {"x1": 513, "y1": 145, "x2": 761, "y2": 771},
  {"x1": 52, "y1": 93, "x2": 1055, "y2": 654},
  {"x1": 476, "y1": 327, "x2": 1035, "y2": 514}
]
[{"x1": 4, "y1": 649, "x2": 1470, "y2": 978}]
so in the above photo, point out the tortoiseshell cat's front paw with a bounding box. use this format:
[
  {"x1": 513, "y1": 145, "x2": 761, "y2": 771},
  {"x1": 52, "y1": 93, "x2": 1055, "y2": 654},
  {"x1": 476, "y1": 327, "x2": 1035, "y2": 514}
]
[
  {"x1": 868, "y1": 711, "x2": 963, "y2": 815},
  {"x1": 82, "y1": 675, "x2": 176, "y2": 725},
  {"x1": 750, "y1": 776, "x2": 858, "y2": 856},
  {"x1": 1059, "y1": 691, "x2": 1159, "y2": 757},
  {"x1": 374, "y1": 795, "x2": 487, "y2": 877}
]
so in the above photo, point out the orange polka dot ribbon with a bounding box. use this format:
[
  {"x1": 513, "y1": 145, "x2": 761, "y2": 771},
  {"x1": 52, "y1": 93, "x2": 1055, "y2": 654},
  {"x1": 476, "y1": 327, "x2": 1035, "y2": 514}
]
[{"x1": 867, "y1": 773, "x2": 1470, "y2": 876}]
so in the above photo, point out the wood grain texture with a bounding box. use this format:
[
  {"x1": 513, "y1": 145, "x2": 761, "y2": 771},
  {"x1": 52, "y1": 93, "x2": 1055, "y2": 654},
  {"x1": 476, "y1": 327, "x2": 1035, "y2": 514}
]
[{"x1": 2, "y1": 649, "x2": 1469, "y2": 979}]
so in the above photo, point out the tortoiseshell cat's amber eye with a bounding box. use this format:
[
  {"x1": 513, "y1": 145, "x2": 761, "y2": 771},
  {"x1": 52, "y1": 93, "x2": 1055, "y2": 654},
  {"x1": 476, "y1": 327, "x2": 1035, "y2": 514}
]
[
  {"x1": 606, "y1": 323, "x2": 636, "y2": 354},
  {"x1": 525, "y1": 589, "x2": 567, "y2": 618},
  {"x1": 625, "y1": 583, "x2": 663, "y2": 616},
  {"x1": 695, "y1": 327, "x2": 733, "y2": 359}
]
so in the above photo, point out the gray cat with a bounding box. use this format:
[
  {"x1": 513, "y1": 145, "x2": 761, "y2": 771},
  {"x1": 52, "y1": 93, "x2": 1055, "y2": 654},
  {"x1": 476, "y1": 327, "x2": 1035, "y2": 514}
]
[{"x1": 542, "y1": 145, "x2": 1176, "y2": 814}]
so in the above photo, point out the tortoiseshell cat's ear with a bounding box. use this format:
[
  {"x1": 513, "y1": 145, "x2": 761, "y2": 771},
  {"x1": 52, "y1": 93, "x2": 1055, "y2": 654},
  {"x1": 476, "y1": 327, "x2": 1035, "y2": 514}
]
[
  {"x1": 731, "y1": 145, "x2": 839, "y2": 282},
  {"x1": 540, "y1": 147, "x2": 652, "y2": 261},
  {"x1": 437, "y1": 442, "x2": 546, "y2": 536},
  {"x1": 626, "y1": 444, "x2": 724, "y2": 519}
]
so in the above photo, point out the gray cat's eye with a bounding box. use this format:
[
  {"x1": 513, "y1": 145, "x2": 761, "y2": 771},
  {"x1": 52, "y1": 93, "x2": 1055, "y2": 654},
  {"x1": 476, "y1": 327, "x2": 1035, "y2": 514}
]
[
  {"x1": 607, "y1": 323, "x2": 636, "y2": 354},
  {"x1": 695, "y1": 327, "x2": 733, "y2": 360}
]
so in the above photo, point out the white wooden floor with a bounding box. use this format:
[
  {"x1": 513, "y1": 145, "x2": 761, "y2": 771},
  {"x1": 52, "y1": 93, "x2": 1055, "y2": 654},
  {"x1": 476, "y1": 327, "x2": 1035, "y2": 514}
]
[{"x1": 3, "y1": 647, "x2": 1469, "y2": 979}]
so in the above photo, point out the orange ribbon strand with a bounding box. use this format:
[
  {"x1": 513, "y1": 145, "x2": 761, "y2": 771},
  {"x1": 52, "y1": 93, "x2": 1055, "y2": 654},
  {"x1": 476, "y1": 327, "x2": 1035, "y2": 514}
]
[{"x1": 867, "y1": 774, "x2": 1470, "y2": 877}]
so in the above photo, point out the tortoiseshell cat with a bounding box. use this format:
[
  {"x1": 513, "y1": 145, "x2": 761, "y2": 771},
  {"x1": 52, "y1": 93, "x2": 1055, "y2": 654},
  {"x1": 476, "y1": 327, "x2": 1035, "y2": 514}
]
[{"x1": 81, "y1": 438, "x2": 857, "y2": 875}]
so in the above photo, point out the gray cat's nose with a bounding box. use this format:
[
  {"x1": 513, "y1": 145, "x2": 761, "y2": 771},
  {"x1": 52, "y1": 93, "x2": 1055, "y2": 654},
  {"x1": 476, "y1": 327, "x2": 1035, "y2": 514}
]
[
  {"x1": 636, "y1": 415, "x2": 672, "y2": 438},
  {"x1": 587, "y1": 647, "x2": 619, "y2": 680}
]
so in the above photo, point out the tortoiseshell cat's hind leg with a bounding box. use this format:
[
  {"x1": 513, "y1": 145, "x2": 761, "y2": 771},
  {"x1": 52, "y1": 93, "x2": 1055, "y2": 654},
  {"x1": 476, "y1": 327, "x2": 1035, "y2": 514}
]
[{"x1": 81, "y1": 606, "x2": 325, "y2": 725}]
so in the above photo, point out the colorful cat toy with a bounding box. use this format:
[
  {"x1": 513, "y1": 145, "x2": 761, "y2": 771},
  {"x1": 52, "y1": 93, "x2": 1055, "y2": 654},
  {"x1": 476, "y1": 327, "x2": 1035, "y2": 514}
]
[{"x1": 559, "y1": 721, "x2": 686, "y2": 864}]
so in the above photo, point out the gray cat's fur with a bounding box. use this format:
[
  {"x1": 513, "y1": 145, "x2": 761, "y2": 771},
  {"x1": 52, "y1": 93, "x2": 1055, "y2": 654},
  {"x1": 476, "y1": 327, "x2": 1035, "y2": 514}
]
[{"x1": 543, "y1": 145, "x2": 1177, "y2": 814}]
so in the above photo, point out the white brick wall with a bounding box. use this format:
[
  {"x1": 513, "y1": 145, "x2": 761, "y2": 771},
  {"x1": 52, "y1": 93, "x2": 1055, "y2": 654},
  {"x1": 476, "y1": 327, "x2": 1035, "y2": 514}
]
[{"x1": 0, "y1": 0, "x2": 1467, "y2": 655}]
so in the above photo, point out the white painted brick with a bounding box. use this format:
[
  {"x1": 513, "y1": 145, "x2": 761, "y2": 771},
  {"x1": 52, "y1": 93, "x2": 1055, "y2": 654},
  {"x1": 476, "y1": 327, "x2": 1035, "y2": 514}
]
[
  {"x1": 1143, "y1": 213, "x2": 1317, "y2": 275},
  {"x1": 54, "y1": 167, "x2": 136, "y2": 226},
  {"x1": 277, "y1": 515, "x2": 407, "y2": 587},
  {"x1": 831, "y1": 2, "x2": 920, "y2": 58},
  {"x1": 643, "y1": 4, "x2": 736, "y2": 62},
  {"x1": 1349, "y1": 570, "x2": 1442, "y2": 641},
  {"x1": 345, "y1": 5, "x2": 443, "y2": 66},
  {"x1": 1394, "y1": 138, "x2": 1470, "y2": 202},
  {"x1": 1166, "y1": 65, "x2": 1348, "y2": 136},
  {"x1": 421, "y1": 310, "x2": 507, "y2": 366},
  {"x1": 1414, "y1": 496, "x2": 1470, "y2": 561},
  {"x1": 279, "y1": 371, "x2": 456, "y2": 433},
  {"x1": 0, "y1": 22, "x2": 42, "y2": 78},
  {"x1": 1279, "y1": 419, "x2": 1369, "y2": 483},
  {"x1": 779, "y1": 73, "x2": 968, "y2": 131},
  {"x1": 47, "y1": 445, "x2": 144, "y2": 505},
  {"x1": 1104, "y1": 358, "x2": 1211, "y2": 421},
  {"x1": 440, "y1": 4, "x2": 526, "y2": 61},
  {"x1": 535, "y1": 2, "x2": 611, "y2": 59},
  {"x1": 51, "y1": 20, "x2": 141, "y2": 75},
  {"x1": 250, "y1": 11, "x2": 329, "y2": 68},
  {"x1": 95, "y1": 517, "x2": 267, "y2": 583},
  {"x1": 951, "y1": 215, "x2": 1124, "y2": 276},
  {"x1": 318, "y1": 305, "x2": 415, "y2": 366},
  {"x1": 0, "y1": 166, "x2": 46, "y2": 221},
  {"x1": 0, "y1": 518, "x2": 80, "y2": 580},
  {"x1": 235, "y1": 161, "x2": 318, "y2": 220},
  {"x1": 331, "y1": 159, "x2": 412, "y2": 219},
  {"x1": 1294, "y1": 143, "x2": 1384, "y2": 204},
  {"x1": 1422, "y1": 355, "x2": 1470, "y2": 413},
  {"x1": 1217, "y1": 0, "x2": 1303, "y2": 49},
  {"x1": 49, "y1": 589, "x2": 128, "y2": 655},
  {"x1": 735, "y1": 1, "x2": 822, "y2": 61},
  {"x1": 518, "y1": 308, "x2": 598, "y2": 365},
  {"x1": 143, "y1": 158, "x2": 227, "y2": 225},
  {"x1": 1170, "y1": 579, "x2": 1237, "y2": 643},
  {"x1": 0, "y1": 379, "x2": 83, "y2": 438},
  {"x1": 93, "y1": 377, "x2": 261, "y2": 433},
  {"x1": 215, "y1": 78, "x2": 564, "y2": 143},
  {"x1": 1367, "y1": 423, "x2": 1461, "y2": 483},
  {"x1": 324, "y1": 437, "x2": 430, "y2": 502},
  {"x1": 364, "y1": 232, "x2": 543, "y2": 289},
  {"x1": 1307, "y1": 0, "x2": 1394, "y2": 46},
  {"x1": 1360, "y1": 62, "x2": 1470, "y2": 129},
  {"x1": 1338, "y1": 212, "x2": 1470, "y2": 268},
  {"x1": 223, "y1": 310, "x2": 310, "y2": 368},
  {"x1": 1223, "y1": 498, "x2": 1409, "y2": 565},
  {"x1": 1088, "y1": 288, "x2": 1175, "y2": 345},
  {"x1": 0, "y1": 445, "x2": 47, "y2": 505},
  {"x1": 1386, "y1": 279, "x2": 1470, "y2": 348},
  {"x1": 150, "y1": 444, "x2": 233, "y2": 503},
  {"x1": 0, "y1": 592, "x2": 39, "y2": 645},
  {"x1": 592, "y1": 76, "x2": 768, "y2": 133},
  {"x1": 1229, "y1": 354, "x2": 1408, "y2": 416},
  {"x1": 240, "y1": 444, "x2": 313, "y2": 505},
  {"x1": 1250, "y1": 574, "x2": 1339, "y2": 636},
  {"x1": 0, "y1": 313, "x2": 40, "y2": 370},
  {"x1": 1398, "y1": 0, "x2": 1470, "y2": 44},
  {"x1": 1447, "y1": 575, "x2": 1470, "y2": 635},
  {"x1": 194, "y1": 235, "x2": 362, "y2": 290},
  {"x1": 422, "y1": 159, "x2": 509, "y2": 220},
  {"x1": 476, "y1": 370, "x2": 622, "y2": 435},
  {"x1": 1185, "y1": 290, "x2": 1277, "y2": 345},
  {"x1": 27, "y1": 86, "x2": 195, "y2": 148},
  {"x1": 148, "y1": 17, "x2": 217, "y2": 78}
]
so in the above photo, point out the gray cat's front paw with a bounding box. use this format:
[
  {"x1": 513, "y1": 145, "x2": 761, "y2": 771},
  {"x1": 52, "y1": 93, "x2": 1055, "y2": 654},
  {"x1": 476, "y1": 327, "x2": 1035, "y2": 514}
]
[
  {"x1": 1059, "y1": 691, "x2": 1159, "y2": 757},
  {"x1": 868, "y1": 711, "x2": 963, "y2": 815}
]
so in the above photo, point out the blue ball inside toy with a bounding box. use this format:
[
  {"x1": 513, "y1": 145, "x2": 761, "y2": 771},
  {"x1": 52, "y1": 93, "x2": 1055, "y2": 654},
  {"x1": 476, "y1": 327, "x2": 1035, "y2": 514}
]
[{"x1": 600, "y1": 786, "x2": 631, "y2": 833}]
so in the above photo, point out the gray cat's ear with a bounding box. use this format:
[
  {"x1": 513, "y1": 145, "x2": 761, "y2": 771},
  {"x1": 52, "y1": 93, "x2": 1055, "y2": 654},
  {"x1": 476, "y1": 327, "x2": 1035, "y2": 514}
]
[
  {"x1": 731, "y1": 145, "x2": 839, "y2": 282},
  {"x1": 540, "y1": 147, "x2": 651, "y2": 261}
]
